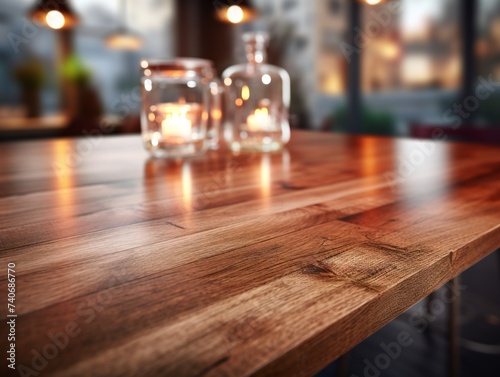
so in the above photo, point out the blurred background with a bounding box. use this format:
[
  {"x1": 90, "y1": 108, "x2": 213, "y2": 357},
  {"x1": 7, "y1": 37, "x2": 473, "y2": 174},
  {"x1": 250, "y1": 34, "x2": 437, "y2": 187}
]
[{"x1": 1, "y1": 0, "x2": 500, "y2": 142}]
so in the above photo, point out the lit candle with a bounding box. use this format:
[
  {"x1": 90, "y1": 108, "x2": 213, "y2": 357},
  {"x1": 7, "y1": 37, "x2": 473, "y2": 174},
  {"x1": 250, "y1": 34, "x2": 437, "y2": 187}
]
[
  {"x1": 246, "y1": 107, "x2": 273, "y2": 132},
  {"x1": 162, "y1": 111, "x2": 192, "y2": 139},
  {"x1": 154, "y1": 103, "x2": 194, "y2": 141}
]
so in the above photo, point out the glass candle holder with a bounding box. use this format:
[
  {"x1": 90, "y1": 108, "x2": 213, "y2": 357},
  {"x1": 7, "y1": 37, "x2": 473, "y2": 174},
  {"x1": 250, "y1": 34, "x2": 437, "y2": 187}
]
[
  {"x1": 222, "y1": 32, "x2": 291, "y2": 152},
  {"x1": 141, "y1": 58, "x2": 222, "y2": 158}
]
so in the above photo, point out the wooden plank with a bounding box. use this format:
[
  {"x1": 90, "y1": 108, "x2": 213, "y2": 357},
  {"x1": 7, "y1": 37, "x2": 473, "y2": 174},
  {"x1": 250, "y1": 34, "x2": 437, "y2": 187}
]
[{"x1": 0, "y1": 131, "x2": 499, "y2": 377}]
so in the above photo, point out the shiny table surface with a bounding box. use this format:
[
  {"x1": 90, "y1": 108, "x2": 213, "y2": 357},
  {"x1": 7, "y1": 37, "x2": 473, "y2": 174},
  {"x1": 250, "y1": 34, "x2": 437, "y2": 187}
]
[{"x1": 0, "y1": 131, "x2": 499, "y2": 377}]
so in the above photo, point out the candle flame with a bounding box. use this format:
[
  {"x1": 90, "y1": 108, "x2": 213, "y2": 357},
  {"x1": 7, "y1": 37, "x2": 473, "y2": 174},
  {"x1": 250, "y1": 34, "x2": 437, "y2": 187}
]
[
  {"x1": 157, "y1": 103, "x2": 193, "y2": 140},
  {"x1": 247, "y1": 107, "x2": 272, "y2": 132},
  {"x1": 255, "y1": 107, "x2": 268, "y2": 116}
]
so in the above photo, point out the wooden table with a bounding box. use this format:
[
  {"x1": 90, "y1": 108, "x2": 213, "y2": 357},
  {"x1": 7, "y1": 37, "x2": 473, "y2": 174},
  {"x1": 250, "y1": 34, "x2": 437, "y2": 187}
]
[{"x1": 1, "y1": 131, "x2": 499, "y2": 377}]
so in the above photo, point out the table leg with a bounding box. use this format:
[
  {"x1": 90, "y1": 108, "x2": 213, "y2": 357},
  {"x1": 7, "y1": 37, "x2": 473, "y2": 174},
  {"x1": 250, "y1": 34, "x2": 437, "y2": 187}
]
[
  {"x1": 497, "y1": 249, "x2": 500, "y2": 280},
  {"x1": 426, "y1": 291, "x2": 436, "y2": 315},
  {"x1": 337, "y1": 352, "x2": 350, "y2": 377},
  {"x1": 449, "y1": 276, "x2": 460, "y2": 377}
]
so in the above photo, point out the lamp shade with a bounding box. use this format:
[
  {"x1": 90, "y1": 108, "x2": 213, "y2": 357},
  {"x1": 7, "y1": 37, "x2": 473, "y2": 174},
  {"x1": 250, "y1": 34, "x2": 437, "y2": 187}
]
[
  {"x1": 360, "y1": 0, "x2": 387, "y2": 4},
  {"x1": 216, "y1": 0, "x2": 258, "y2": 24},
  {"x1": 105, "y1": 28, "x2": 143, "y2": 50},
  {"x1": 30, "y1": 0, "x2": 78, "y2": 29},
  {"x1": 105, "y1": 0, "x2": 142, "y2": 50}
]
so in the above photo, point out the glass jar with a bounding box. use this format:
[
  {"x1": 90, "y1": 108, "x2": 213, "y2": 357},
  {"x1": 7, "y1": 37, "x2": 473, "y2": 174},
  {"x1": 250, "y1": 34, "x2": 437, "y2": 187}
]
[
  {"x1": 222, "y1": 32, "x2": 291, "y2": 152},
  {"x1": 140, "y1": 58, "x2": 222, "y2": 158}
]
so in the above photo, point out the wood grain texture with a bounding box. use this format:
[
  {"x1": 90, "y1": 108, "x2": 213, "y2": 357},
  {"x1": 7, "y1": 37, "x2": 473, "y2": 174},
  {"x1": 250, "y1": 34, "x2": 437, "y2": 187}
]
[{"x1": 0, "y1": 131, "x2": 499, "y2": 377}]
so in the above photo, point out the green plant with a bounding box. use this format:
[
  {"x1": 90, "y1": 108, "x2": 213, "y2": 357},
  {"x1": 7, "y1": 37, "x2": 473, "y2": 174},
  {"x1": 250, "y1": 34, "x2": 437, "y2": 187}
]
[
  {"x1": 61, "y1": 55, "x2": 92, "y2": 86},
  {"x1": 331, "y1": 106, "x2": 396, "y2": 136}
]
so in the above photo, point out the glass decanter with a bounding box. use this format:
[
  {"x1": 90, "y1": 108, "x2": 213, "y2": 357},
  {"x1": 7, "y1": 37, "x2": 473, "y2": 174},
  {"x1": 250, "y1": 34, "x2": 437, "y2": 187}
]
[{"x1": 222, "y1": 32, "x2": 291, "y2": 152}]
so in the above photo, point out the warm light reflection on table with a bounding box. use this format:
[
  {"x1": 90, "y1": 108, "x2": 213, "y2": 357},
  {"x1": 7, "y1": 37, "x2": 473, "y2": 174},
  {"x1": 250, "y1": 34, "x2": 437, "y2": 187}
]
[
  {"x1": 394, "y1": 139, "x2": 450, "y2": 199},
  {"x1": 361, "y1": 137, "x2": 378, "y2": 177},
  {"x1": 181, "y1": 162, "x2": 193, "y2": 212},
  {"x1": 259, "y1": 154, "x2": 272, "y2": 203},
  {"x1": 281, "y1": 149, "x2": 291, "y2": 184},
  {"x1": 51, "y1": 140, "x2": 74, "y2": 219}
]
